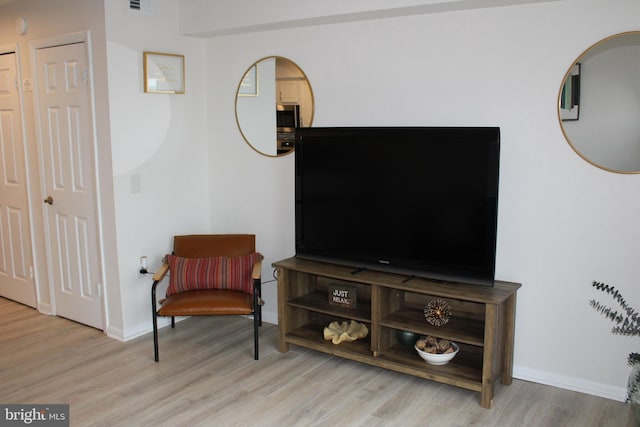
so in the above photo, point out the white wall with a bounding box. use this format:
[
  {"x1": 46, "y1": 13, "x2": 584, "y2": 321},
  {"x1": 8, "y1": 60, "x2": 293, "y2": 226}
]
[
  {"x1": 198, "y1": 0, "x2": 640, "y2": 401},
  {"x1": 103, "y1": 1, "x2": 209, "y2": 338},
  {"x1": 179, "y1": 0, "x2": 559, "y2": 37}
]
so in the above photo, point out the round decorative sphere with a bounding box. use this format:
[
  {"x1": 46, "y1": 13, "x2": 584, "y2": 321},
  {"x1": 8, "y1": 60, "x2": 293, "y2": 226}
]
[
  {"x1": 424, "y1": 299, "x2": 452, "y2": 327},
  {"x1": 396, "y1": 330, "x2": 418, "y2": 346}
]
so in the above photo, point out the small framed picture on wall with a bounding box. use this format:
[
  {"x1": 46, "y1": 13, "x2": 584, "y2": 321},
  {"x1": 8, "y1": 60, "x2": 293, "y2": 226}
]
[{"x1": 143, "y1": 51, "x2": 185, "y2": 94}]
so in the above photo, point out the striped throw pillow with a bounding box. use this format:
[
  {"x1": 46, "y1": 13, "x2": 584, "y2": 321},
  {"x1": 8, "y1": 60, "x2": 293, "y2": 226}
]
[{"x1": 166, "y1": 252, "x2": 261, "y2": 297}]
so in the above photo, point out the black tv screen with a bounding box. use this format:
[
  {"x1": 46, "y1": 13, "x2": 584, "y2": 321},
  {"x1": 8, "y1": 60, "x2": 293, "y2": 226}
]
[{"x1": 294, "y1": 127, "x2": 500, "y2": 286}]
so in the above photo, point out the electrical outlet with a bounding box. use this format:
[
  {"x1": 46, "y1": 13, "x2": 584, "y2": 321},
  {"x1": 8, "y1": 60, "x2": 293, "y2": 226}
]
[{"x1": 138, "y1": 256, "x2": 149, "y2": 276}]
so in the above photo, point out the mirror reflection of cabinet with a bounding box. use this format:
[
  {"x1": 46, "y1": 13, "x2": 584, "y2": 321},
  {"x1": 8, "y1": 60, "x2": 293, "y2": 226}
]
[
  {"x1": 277, "y1": 80, "x2": 298, "y2": 102},
  {"x1": 558, "y1": 31, "x2": 640, "y2": 173},
  {"x1": 236, "y1": 56, "x2": 314, "y2": 157}
]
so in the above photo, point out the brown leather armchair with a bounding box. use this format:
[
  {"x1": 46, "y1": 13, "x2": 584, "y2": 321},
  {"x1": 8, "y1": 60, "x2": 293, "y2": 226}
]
[{"x1": 151, "y1": 234, "x2": 263, "y2": 362}]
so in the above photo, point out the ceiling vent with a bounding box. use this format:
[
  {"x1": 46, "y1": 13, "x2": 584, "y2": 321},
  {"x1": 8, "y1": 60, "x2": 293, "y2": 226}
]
[{"x1": 129, "y1": 0, "x2": 153, "y2": 16}]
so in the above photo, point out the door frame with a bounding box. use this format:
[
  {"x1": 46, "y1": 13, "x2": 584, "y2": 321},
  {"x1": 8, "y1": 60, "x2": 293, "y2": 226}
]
[{"x1": 29, "y1": 31, "x2": 108, "y2": 331}]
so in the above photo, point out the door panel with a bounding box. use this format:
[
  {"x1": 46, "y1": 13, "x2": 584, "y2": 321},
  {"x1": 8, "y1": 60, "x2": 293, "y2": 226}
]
[
  {"x1": 0, "y1": 52, "x2": 36, "y2": 307},
  {"x1": 36, "y1": 42, "x2": 103, "y2": 329}
]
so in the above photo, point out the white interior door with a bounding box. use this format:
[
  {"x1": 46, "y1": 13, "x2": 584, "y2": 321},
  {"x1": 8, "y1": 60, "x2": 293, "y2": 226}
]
[
  {"x1": 0, "y1": 52, "x2": 36, "y2": 308},
  {"x1": 35, "y1": 42, "x2": 103, "y2": 329}
]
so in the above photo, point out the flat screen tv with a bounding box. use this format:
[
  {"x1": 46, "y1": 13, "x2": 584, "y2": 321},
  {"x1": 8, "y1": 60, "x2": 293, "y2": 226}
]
[{"x1": 294, "y1": 126, "x2": 500, "y2": 286}]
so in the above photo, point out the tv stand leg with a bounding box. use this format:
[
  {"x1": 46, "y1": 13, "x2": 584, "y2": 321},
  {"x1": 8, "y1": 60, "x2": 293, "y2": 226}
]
[
  {"x1": 481, "y1": 394, "x2": 493, "y2": 409},
  {"x1": 501, "y1": 293, "x2": 517, "y2": 385},
  {"x1": 278, "y1": 340, "x2": 289, "y2": 353},
  {"x1": 482, "y1": 304, "x2": 497, "y2": 409}
]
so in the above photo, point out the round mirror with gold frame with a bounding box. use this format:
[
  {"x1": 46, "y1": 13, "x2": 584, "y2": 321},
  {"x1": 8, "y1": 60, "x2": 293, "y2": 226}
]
[
  {"x1": 558, "y1": 31, "x2": 640, "y2": 173},
  {"x1": 235, "y1": 56, "x2": 315, "y2": 157}
]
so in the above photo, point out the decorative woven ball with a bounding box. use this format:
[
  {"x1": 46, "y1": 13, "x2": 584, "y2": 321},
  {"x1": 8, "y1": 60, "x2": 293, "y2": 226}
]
[{"x1": 424, "y1": 299, "x2": 452, "y2": 327}]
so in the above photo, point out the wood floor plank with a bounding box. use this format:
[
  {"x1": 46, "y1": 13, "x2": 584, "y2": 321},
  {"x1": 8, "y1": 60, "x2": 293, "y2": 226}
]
[{"x1": 0, "y1": 297, "x2": 633, "y2": 426}]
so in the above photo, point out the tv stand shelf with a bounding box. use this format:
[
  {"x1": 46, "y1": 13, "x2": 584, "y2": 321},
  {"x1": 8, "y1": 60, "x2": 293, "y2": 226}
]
[{"x1": 273, "y1": 257, "x2": 521, "y2": 408}]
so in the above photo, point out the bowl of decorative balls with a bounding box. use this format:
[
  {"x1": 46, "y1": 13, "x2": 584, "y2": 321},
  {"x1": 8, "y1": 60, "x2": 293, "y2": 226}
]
[{"x1": 414, "y1": 335, "x2": 459, "y2": 365}]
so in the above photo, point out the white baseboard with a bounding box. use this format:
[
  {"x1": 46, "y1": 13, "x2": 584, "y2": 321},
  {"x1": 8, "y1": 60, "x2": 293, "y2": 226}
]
[
  {"x1": 122, "y1": 316, "x2": 180, "y2": 341},
  {"x1": 514, "y1": 365, "x2": 626, "y2": 402},
  {"x1": 106, "y1": 325, "x2": 125, "y2": 341},
  {"x1": 260, "y1": 311, "x2": 278, "y2": 325},
  {"x1": 37, "y1": 302, "x2": 52, "y2": 315}
]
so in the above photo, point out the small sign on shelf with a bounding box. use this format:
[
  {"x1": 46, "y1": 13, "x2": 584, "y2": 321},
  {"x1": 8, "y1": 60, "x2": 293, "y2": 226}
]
[{"x1": 328, "y1": 283, "x2": 357, "y2": 308}]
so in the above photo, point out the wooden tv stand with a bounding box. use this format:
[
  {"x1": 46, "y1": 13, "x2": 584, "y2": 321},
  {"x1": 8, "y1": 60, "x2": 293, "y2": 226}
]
[{"x1": 273, "y1": 257, "x2": 521, "y2": 408}]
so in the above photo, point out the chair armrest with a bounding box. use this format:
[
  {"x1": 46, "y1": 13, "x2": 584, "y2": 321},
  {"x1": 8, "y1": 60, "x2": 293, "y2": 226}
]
[
  {"x1": 153, "y1": 262, "x2": 170, "y2": 282},
  {"x1": 152, "y1": 262, "x2": 170, "y2": 316},
  {"x1": 252, "y1": 258, "x2": 262, "y2": 280},
  {"x1": 252, "y1": 257, "x2": 264, "y2": 307}
]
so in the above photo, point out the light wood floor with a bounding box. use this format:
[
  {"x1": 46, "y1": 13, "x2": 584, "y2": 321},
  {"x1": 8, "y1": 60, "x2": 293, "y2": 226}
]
[{"x1": 0, "y1": 297, "x2": 633, "y2": 427}]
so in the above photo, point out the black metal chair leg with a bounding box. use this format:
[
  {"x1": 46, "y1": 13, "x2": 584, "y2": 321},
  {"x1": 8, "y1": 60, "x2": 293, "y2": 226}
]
[
  {"x1": 254, "y1": 308, "x2": 259, "y2": 360},
  {"x1": 253, "y1": 289, "x2": 260, "y2": 360},
  {"x1": 153, "y1": 312, "x2": 159, "y2": 362},
  {"x1": 152, "y1": 280, "x2": 160, "y2": 362}
]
